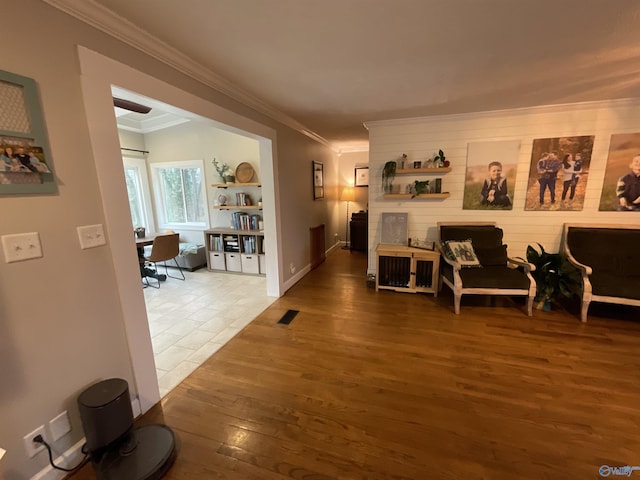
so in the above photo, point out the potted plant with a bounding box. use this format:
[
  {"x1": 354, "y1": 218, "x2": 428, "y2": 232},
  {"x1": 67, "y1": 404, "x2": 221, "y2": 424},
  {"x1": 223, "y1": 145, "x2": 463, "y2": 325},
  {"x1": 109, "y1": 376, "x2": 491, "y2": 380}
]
[
  {"x1": 382, "y1": 159, "x2": 398, "y2": 193},
  {"x1": 523, "y1": 243, "x2": 580, "y2": 310},
  {"x1": 212, "y1": 158, "x2": 234, "y2": 183},
  {"x1": 432, "y1": 149, "x2": 448, "y2": 167}
]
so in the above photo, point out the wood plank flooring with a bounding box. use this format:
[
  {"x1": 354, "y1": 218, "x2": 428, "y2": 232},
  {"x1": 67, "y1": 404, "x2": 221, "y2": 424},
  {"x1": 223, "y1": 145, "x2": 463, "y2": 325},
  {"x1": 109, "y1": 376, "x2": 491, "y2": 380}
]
[{"x1": 70, "y1": 249, "x2": 640, "y2": 479}]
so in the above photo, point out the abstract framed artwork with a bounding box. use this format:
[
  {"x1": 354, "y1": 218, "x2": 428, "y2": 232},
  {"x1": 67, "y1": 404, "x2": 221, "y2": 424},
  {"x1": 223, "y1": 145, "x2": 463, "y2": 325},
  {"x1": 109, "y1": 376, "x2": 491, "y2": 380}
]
[
  {"x1": 354, "y1": 166, "x2": 369, "y2": 187},
  {"x1": 0, "y1": 68, "x2": 56, "y2": 195},
  {"x1": 380, "y1": 212, "x2": 408, "y2": 245},
  {"x1": 312, "y1": 160, "x2": 324, "y2": 200}
]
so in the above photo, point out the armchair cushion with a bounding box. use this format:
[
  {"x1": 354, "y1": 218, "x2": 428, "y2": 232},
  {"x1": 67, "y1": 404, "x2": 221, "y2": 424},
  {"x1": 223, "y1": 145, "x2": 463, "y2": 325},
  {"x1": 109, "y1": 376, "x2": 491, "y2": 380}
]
[
  {"x1": 442, "y1": 265, "x2": 531, "y2": 289},
  {"x1": 475, "y1": 244, "x2": 508, "y2": 266},
  {"x1": 440, "y1": 225, "x2": 504, "y2": 248}
]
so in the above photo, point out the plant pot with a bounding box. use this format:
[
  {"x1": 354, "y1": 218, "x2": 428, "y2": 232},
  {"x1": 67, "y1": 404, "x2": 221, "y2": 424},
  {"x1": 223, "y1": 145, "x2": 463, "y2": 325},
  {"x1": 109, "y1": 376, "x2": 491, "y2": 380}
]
[{"x1": 224, "y1": 175, "x2": 235, "y2": 184}]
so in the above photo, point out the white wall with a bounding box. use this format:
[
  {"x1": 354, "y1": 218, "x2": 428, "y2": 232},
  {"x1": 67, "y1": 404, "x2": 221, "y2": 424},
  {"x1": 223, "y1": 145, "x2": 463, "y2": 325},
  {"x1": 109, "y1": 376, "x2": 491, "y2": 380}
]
[
  {"x1": 0, "y1": 1, "x2": 338, "y2": 478},
  {"x1": 141, "y1": 121, "x2": 262, "y2": 243},
  {"x1": 367, "y1": 99, "x2": 640, "y2": 274}
]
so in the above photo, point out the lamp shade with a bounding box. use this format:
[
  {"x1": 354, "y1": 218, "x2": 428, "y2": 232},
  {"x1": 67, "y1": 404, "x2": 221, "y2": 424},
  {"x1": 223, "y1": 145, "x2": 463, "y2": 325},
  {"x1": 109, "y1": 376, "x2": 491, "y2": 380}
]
[{"x1": 340, "y1": 187, "x2": 355, "y2": 202}]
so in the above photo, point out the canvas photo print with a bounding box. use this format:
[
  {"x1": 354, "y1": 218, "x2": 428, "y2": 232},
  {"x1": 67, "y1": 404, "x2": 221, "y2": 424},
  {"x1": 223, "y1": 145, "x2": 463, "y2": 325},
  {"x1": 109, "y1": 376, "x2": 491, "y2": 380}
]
[
  {"x1": 524, "y1": 136, "x2": 594, "y2": 211},
  {"x1": 463, "y1": 140, "x2": 520, "y2": 210},
  {"x1": 599, "y1": 132, "x2": 640, "y2": 211}
]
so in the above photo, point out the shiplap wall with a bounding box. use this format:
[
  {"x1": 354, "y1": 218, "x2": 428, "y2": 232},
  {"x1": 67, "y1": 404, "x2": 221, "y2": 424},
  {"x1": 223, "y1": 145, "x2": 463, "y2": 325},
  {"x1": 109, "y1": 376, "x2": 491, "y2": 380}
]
[{"x1": 366, "y1": 98, "x2": 640, "y2": 274}]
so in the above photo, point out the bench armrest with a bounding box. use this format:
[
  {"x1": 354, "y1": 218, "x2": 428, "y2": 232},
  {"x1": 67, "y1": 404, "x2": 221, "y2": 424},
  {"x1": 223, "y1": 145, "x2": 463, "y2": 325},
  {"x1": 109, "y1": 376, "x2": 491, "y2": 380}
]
[
  {"x1": 508, "y1": 256, "x2": 535, "y2": 273},
  {"x1": 565, "y1": 251, "x2": 592, "y2": 276}
]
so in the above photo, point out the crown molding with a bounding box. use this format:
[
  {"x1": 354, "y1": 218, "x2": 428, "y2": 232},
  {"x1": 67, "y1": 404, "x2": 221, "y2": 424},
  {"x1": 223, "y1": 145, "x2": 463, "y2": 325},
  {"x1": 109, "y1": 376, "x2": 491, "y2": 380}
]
[
  {"x1": 42, "y1": 0, "x2": 334, "y2": 150},
  {"x1": 363, "y1": 97, "x2": 640, "y2": 130}
]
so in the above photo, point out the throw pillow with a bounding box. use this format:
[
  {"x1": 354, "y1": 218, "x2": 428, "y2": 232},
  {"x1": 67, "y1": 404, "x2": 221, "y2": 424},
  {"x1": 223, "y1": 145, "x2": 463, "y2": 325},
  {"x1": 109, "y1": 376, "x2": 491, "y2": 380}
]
[
  {"x1": 442, "y1": 240, "x2": 481, "y2": 268},
  {"x1": 475, "y1": 244, "x2": 508, "y2": 266}
]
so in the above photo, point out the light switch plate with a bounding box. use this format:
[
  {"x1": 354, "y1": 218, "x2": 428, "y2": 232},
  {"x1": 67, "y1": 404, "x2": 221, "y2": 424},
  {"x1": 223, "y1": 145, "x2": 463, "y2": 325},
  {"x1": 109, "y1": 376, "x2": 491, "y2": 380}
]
[
  {"x1": 1, "y1": 232, "x2": 43, "y2": 263},
  {"x1": 77, "y1": 224, "x2": 106, "y2": 249}
]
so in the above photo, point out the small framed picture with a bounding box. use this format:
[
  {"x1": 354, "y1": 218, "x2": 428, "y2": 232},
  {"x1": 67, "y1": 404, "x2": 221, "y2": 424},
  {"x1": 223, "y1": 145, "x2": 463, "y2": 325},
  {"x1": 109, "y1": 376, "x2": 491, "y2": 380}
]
[
  {"x1": 354, "y1": 166, "x2": 369, "y2": 187},
  {"x1": 312, "y1": 160, "x2": 324, "y2": 199},
  {"x1": 380, "y1": 212, "x2": 408, "y2": 245}
]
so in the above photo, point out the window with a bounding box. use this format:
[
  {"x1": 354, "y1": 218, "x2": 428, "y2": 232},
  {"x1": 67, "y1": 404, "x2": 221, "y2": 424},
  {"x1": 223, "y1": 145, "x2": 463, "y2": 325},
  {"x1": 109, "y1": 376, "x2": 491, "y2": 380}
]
[
  {"x1": 123, "y1": 157, "x2": 154, "y2": 232},
  {"x1": 151, "y1": 160, "x2": 208, "y2": 229}
]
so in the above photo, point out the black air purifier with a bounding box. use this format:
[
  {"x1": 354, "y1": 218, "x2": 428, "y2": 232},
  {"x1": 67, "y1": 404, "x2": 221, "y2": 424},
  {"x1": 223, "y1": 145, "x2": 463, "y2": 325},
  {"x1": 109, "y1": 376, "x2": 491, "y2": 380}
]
[{"x1": 78, "y1": 378, "x2": 176, "y2": 480}]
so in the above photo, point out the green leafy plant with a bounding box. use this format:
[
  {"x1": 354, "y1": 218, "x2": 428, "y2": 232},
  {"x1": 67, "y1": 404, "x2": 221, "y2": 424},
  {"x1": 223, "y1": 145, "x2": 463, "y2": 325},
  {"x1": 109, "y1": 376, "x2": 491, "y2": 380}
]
[
  {"x1": 412, "y1": 180, "x2": 430, "y2": 198},
  {"x1": 382, "y1": 159, "x2": 398, "y2": 193},
  {"x1": 433, "y1": 149, "x2": 446, "y2": 164},
  {"x1": 523, "y1": 243, "x2": 580, "y2": 309}
]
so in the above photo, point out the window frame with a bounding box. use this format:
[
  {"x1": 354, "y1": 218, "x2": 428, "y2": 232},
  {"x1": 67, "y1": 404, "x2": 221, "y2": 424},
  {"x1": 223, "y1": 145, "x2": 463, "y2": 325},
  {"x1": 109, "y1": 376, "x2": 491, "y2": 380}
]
[
  {"x1": 123, "y1": 156, "x2": 156, "y2": 234},
  {"x1": 150, "y1": 159, "x2": 209, "y2": 231}
]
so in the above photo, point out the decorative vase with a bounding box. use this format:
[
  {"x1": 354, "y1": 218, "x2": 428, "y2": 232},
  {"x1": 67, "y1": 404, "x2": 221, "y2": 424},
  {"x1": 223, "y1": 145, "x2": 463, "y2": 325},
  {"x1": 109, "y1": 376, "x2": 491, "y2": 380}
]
[{"x1": 224, "y1": 174, "x2": 235, "y2": 184}]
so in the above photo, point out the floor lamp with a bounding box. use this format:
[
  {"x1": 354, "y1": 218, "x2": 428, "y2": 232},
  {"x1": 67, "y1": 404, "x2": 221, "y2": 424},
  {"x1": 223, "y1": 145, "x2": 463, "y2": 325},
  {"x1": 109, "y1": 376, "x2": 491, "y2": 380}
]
[{"x1": 341, "y1": 186, "x2": 355, "y2": 250}]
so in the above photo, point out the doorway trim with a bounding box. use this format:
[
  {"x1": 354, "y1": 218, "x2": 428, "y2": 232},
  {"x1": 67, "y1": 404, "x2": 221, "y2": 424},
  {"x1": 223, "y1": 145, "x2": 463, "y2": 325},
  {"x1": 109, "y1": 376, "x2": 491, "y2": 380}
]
[{"x1": 78, "y1": 46, "x2": 283, "y2": 412}]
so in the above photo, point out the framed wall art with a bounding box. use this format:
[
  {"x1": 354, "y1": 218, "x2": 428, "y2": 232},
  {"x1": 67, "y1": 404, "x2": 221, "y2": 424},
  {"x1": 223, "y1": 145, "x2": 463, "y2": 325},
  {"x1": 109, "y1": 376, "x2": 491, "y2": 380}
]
[
  {"x1": 354, "y1": 166, "x2": 369, "y2": 187},
  {"x1": 312, "y1": 160, "x2": 324, "y2": 199},
  {"x1": 0, "y1": 69, "x2": 56, "y2": 195},
  {"x1": 380, "y1": 212, "x2": 408, "y2": 245}
]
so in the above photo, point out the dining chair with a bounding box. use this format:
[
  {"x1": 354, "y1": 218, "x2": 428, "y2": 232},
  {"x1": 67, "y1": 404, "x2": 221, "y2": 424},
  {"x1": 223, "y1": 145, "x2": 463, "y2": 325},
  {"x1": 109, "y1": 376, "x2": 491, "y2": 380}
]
[{"x1": 144, "y1": 233, "x2": 185, "y2": 287}]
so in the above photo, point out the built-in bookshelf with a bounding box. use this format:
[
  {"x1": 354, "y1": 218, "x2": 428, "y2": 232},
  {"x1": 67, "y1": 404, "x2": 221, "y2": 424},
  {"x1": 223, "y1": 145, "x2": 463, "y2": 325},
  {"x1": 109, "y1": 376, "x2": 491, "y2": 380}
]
[{"x1": 204, "y1": 227, "x2": 265, "y2": 276}]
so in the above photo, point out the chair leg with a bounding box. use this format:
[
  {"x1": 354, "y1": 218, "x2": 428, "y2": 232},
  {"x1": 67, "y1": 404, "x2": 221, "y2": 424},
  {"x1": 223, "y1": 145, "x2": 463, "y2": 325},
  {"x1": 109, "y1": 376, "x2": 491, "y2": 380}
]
[
  {"x1": 163, "y1": 258, "x2": 185, "y2": 280},
  {"x1": 526, "y1": 294, "x2": 534, "y2": 316},
  {"x1": 581, "y1": 298, "x2": 590, "y2": 323},
  {"x1": 454, "y1": 294, "x2": 461, "y2": 315}
]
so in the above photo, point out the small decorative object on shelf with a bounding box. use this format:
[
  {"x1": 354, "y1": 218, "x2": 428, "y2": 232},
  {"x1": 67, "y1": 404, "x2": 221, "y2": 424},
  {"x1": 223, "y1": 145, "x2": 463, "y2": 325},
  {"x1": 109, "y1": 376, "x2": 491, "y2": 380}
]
[
  {"x1": 432, "y1": 149, "x2": 448, "y2": 167},
  {"x1": 217, "y1": 193, "x2": 228, "y2": 206},
  {"x1": 212, "y1": 157, "x2": 235, "y2": 183},
  {"x1": 412, "y1": 180, "x2": 431, "y2": 198}
]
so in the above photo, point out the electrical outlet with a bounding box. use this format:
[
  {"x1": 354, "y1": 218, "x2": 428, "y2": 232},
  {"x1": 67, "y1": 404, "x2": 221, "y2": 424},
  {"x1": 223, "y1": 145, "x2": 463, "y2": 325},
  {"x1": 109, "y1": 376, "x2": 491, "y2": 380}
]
[
  {"x1": 1, "y1": 232, "x2": 43, "y2": 263},
  {"x1": 289, "y1": 262, "x2": 296, "y2": 274},
  {"x1": 48, "y1": 410, "x2": 71, "y2": 441},
  {"x1": 23, "y1": 426, "x2": 46, "y2": 458}
]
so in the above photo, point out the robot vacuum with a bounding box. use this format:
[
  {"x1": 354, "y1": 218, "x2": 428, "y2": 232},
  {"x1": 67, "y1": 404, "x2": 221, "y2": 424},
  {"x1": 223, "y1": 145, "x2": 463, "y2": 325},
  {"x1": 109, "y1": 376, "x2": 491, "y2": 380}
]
[{"x1": 78, "y1": 378, "x2": 176, "y2": 480}]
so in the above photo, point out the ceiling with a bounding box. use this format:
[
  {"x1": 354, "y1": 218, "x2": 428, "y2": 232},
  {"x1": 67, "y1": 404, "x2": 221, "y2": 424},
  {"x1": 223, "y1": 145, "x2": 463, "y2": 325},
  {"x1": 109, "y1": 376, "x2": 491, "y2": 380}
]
[{"x1": 51, "y1": 0, "x2": 640, "y2": 151}]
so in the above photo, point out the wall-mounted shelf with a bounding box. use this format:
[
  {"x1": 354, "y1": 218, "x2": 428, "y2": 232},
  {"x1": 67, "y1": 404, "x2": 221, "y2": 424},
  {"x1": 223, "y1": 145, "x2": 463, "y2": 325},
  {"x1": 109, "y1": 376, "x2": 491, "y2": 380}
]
[
  {"x1": 383, "y1": 193, "x2": 450, "y2": 199},
  {"x1": 396, "y1": 167, "x2": 451, "y2": 175},
  {"x1": 212, "y1": 182, "x2": 261, "y2": 188},
  {"x1": 213, "y1": 205, "x2": 262, "y2": 210}
]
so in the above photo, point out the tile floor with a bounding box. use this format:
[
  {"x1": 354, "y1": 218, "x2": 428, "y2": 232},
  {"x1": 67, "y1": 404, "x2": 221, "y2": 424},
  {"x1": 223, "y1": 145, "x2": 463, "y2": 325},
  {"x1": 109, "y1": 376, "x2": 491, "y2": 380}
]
[{"x1": 142, "y1": 267, "x2": 276, "y2": 397}]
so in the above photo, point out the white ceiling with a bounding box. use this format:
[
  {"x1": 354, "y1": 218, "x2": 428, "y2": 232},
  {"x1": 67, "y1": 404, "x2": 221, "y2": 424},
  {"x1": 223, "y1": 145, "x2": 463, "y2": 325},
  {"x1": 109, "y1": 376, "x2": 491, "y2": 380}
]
[{"x1": 51, "y1": 0, "x2": 640, "y2": 151}]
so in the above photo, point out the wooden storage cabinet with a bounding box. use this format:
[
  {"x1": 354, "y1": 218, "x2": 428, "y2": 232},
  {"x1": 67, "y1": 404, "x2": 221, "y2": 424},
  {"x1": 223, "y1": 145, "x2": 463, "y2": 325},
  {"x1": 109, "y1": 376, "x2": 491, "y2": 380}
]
[
  {"x1": 204, "y1": 227, "x2": 265, "y2": 276},
  {"x1": 375, "y1": 244, "x2": 439, "y2": 295}
]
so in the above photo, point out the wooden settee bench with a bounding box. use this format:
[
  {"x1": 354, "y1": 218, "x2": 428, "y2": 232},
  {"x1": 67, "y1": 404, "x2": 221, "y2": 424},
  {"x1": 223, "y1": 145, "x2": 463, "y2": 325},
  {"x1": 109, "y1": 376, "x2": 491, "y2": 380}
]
[{"x1": 562, "y1": 223, "x2": 640, "y2": 322}]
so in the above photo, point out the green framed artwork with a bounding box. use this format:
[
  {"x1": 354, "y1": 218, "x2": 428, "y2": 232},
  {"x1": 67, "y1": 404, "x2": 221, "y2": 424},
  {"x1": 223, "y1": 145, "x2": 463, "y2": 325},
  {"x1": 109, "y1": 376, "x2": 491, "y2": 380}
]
[{"x1": 0, "y1": 69, "x2": 56, "y2": 194}]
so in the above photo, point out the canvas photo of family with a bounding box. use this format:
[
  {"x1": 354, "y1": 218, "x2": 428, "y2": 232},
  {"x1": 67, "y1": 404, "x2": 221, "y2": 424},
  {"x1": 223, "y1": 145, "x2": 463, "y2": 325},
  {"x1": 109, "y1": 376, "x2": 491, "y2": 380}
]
[
  {"x1": 524, "y1": 135, "x2": 594, "y2": 211},
  {"x1": 0, "y1": 136, "x2": 50, "y2": 186},
  {"x1": 599, "y1": 132, "x2": 640, "y2": 211}
]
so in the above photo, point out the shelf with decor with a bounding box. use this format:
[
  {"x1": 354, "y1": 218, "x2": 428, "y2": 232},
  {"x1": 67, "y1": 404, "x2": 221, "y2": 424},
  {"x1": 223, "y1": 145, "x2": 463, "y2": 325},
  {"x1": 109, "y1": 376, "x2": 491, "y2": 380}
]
[
  {"x1": 395, "y1": 167, "x2": 451, "y2": 175},
  {"x1": 213, "y1": 205, "x2": 262, "y2": 210},
  {"x1": 383, "y1": 193, "x2": 450, "y2": 199},
  {"x1": 211, "y1": 182, "x2": 262, "y2": 188},
  {"x1": 204, "y1": 227, "x2": 265, "y2": 276}
]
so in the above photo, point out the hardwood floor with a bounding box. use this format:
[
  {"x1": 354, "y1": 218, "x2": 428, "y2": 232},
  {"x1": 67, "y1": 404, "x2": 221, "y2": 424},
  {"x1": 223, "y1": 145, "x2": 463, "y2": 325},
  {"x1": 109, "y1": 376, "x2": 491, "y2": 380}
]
[{"x1": 70, "y1": 249, "x2": 640, "y2": 479}]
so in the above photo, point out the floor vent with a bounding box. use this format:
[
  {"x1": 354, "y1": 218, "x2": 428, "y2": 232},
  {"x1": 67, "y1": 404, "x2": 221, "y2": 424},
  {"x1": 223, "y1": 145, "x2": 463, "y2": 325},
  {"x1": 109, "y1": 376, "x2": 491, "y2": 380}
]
[{"x1": 277, "y1": 309, "x2": 299, "y2": 325}]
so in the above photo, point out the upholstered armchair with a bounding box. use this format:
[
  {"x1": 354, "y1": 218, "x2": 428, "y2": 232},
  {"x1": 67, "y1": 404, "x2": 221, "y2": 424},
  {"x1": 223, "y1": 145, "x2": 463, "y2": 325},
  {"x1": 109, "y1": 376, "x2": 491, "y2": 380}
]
[{"x1": 437, "y1": 222, "x2": 536, "y2": 315}]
